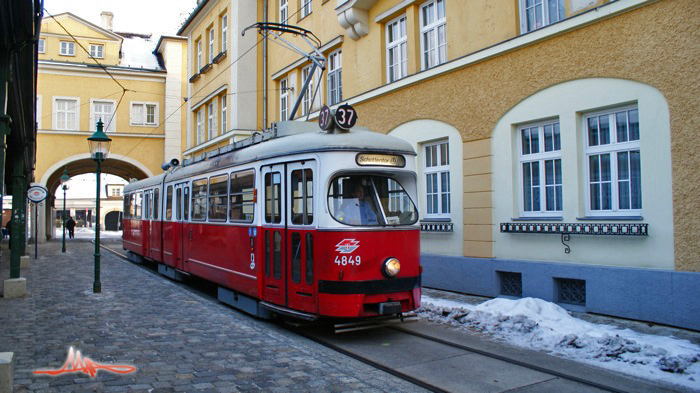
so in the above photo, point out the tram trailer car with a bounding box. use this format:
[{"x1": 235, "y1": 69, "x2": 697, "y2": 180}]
[{"x1": 122, "y1": 121, "x2": 421, "y2": 321}]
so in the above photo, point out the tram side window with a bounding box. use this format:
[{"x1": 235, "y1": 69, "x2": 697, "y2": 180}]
[
  {"x1": 192, "y1": 179, "x2": 208, "y2": 221},
  {"x1": 291, "y1": 169, "x2": 313, "y2": 225},
  {"x1": 124, "y1": 193, "x2": 131, "y2": 219},
  {"x1": 144, "y1": 192, "x2": 151, "y2": 219},
  {"x1": 175, "y1": 187, "x2": 182, "y2": 220},
  {"x1": 135, "y1": 192, "x2": 143, "y2": 219},
  {"x1": 184, "y1": 186, "x2": 190, "y2": 221},
  {"x1": 129, "y1": 193, "x2": 136, "y2": 218},
  {"x1": 265, "y1": 172, "x2": 282, "y2": 223},
  {"x1": 166, "y1": 186, "x2": 173, "y2": 220},
  {"x1": 153, "y1": 188, "x2": 160, "y2": 220},
  {"x1": 230, "y1": 170, "x2": 255, "y2": 222},
  {"x1": 208, "y1": 175, "x2": 228, "y2": 221}
]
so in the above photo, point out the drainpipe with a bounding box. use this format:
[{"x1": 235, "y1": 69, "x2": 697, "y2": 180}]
[{"x1": 263, "y1": 0, "x2": 268, "y2": 129}]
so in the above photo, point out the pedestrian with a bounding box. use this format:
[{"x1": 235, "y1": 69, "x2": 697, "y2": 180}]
[
  {"x1": 65, "y1": 216, "x2": 76, "y2": 239},
  {"x1": 6, "y1": 218, "x2": 11, "y2": 249}
]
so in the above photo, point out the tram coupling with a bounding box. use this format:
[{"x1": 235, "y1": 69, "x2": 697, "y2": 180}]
[{"x1": 334, "y1": 313, "x2": 419, "y2": 334}]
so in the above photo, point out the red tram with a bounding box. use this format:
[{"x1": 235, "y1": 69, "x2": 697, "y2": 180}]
[{"x1": 122, "y1": 120, "x2": 421, "y2": 322}]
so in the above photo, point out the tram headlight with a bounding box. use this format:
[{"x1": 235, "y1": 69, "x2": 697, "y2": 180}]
[{"x1": 382, "y1": 258, "x2": 401, "y2": 278}]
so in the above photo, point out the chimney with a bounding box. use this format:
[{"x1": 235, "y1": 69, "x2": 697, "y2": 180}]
[{"x1": 100, "y1": 11, "x2": 113, "y2": 31}]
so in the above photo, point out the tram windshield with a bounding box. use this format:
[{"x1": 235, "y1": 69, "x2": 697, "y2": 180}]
[{"x1": 328, "y1": 175, "x2": 418, "y2": 226}]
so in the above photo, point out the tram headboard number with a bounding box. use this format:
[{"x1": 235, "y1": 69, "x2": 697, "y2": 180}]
[
  {"x1": 335, "y1": 104, "x2": 358, "y2": 130},
  {"x1": 356, "y1": 154, "x2": 406, "y2": 168},
  {"x1": 318, "y1": 104, "x2": 358, "y2": 131},
  {"x1": 319, "y1": 105, "x2": 333, "y2": 131}
]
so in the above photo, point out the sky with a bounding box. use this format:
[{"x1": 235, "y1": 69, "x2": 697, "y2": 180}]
[{"x1": 42, "y1": 0, "x2": 199, "y2": 37}]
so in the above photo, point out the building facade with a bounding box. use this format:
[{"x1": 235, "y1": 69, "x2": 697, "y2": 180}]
[
  {"x1": 35, "y1": 12, "x2": 188, "y2": 238},
  {"x1": 259, "y1": 0, "x2": 700, "y2": 329}
]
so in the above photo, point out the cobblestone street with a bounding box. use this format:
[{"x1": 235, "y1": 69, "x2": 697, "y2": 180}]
[{"x1": 0, "y1": 240, "x2": 426, "y2": 393}]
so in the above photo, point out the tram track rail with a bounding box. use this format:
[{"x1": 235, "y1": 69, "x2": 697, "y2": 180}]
[{"x1": 100, "y1": 241, "x2": 672, "y2": 393}]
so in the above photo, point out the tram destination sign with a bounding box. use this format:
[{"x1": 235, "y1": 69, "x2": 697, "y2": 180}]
[{"x1": 356, "y1": 154, "x2": 406, "y2": 167}]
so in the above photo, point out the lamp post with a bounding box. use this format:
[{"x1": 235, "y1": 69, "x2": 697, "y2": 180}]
[
  {"x1": 87, "y1": 119, "x2": 112, "y2": 293},
  {"x1": 60, "y1": 168, "x2": 70, "y2": 253}
]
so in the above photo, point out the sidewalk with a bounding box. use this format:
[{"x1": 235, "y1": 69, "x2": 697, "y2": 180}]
[{"x1": 0, "y1": 240, "x2": 425, "y2": 393}]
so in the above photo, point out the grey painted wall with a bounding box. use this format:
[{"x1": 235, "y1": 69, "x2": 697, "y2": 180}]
[{"x1": 421, "y1": 254, "x2": 700, "y2": 331}]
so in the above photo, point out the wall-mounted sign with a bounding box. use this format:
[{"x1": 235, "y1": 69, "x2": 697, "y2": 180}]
[
  {"x1": 27, "y1": 185, "x2": 49, "y2": 203},
  {"x1": 356, "y1": 154, "x2": 406, "y2": 167}
]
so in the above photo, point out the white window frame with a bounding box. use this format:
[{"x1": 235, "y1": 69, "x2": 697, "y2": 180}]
[
  {"x1": 209, "y1": 28, "x2": 215, "y2": 63},
  {"x1": 59, "y1": 41, "x2": 75, "y2": 56},
  {"x1": 197, "y1": 110, "x2": 204, "y2": 144},
  {"x1": 197, "y1": 40, "x2": 202, "y2": 70},
  {"x1": 221, "y1": 94, "x2": 227, "y2": 134},
  {"x1": 327, "y1": 49, "x2": 342, "y2": 106},
  {"x1": 519, "y1": 0, "x2": 565, "y2": 33},
  {"x1": 584, "y1": 106, "x2": 642, "y2": 217},
  {"x1": 301, "y1": 0, "x2": 312, "y2": 18},
  {"x1": 90, "y1": 99, "x2": 117, "y2": 132},
  {"x1": 301, "y1": 66, "x2": 314, "y2": 116},
  {"x1": 38, "y1": 39, "x2": 45, "y2": 53},
  {"x1": 419, "y1": 0, "x2": 446, "y2": 71},
  {"x1": 207, "y1": 101, "x2": 216, "y2": 139},
  {"x1": 386, "y1": 15, "x2": 408, "y2": 83},
  {"x1": 423, "y1": 140, "x2": 450, "y2": 219},
  {"x1": 221, "y1": 14, "x2": 228, "y2": 52},
  {"x1": 517, "y1": 120, "x2": 562, "y2": 217},
  {"x1": 280, "y1": 0, "x2": 288, "y2": 24},
  {"x1": 52, "y1": 96, "x2": 80, "y2": 131},
  {"x1": 89, "y1": 44, "x2": 104, "y2": 58},
  {"x1": 130, "y1": 101, "x2": 159, "y2": 126},
  {"x1": 280, "y1": 78, "x2": 289, "y2": 121}
]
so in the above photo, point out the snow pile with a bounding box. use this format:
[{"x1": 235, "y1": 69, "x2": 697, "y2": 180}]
[{"x1": 418, "y1": 296, "x2": 700, "y2": 390}]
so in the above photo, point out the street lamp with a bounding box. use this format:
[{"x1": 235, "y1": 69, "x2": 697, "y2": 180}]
[
  {"x1": 60, "y1": 168, "x2": 70, "y2": 253},
  {"x1": 87, "y1": 119, "x2": 112, "y2": 293}
]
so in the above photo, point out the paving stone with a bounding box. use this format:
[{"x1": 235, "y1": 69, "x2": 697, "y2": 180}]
[{"x1": 0, "y1": 241, "x2": 426, "y2": 393}]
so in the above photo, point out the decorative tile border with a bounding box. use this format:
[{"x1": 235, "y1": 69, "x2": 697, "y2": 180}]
[
  {"x1": 500, "y1": 222, "x2": 648, "y2": 236},
  {"x1": 421, "y1": 222, "x2": 454, "y2": 232}
]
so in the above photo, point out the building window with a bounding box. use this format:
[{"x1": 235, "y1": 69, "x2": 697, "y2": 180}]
[
  {"x1": 197, "y1": 109, "x2": 204, "y2": 144},
  {"x1": 518, "y1": 121, "x2": 562, "y2": 216},
  {"x1": 424, "y1": 140, "x2": 450, "y2": 218},
  {"x1": 521, "y1": 0, "x2": 565, "y2": 33},
  {"x1": 91, "y1": 100, "x2": 116, "y2": 132},
  {"x1": 90, "y1": 44, "x2": 104, "y2": 58},
  {"x1": 327, "y1": 49, "x2": 342, "y2": 106},
  {"x1": 196, "y1": 39, "x2": 202, "y2": 70},
  {"x1": 280, "y1": 0, "x2": 288, "y2": 24},
  {"x1": 221, "y1": 95, "x2": 227, "y2": 134},
  {"x1": 386, "y1": 15, "x2": 407, "y2": 83},
  {"x1": 420, "y1": 0, "x2": 446, "y2": 70},
  {"x1": 60, "y1": 41, "x2": 75, "y2": 56},
  {"x1": 221, "y1": 14, "x2": 228, "y2": 52},
  {"x1": 38, "y1": 39, "x2": 45, "y2": 53},
  {"x1": 207, "y1": 101, "x2": 215, "y2": 139},
  {"x1": 585, "y1": 107, "x2": 641, "y2": 215},
  {"x1": 209, "y1": 28, "x2": 215, "y2": 63},
  {"x1": 301, "y1": 66, "x2": 314, "y2": 116},
  {"x1": 280, "y1": 78, "x2": 289, "y2": 121},
  {"x1": 54, "y1": 98, "x2": 79, "y2": 130},
  {"x1": 301, "y1": 0, "x2": 312, "y2": 18},
  {"x1": 130, "y1": 102, "x2": 158, "y2": 126}
]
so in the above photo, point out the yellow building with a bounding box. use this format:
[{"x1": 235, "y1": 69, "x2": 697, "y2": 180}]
[
  {"x1": 176, "y1": 0, "x2": 259, "y2": 160},
  {"x1": 254, "y1": 0, "x2": 700, "y2": 329},
  {"x1": 35, "y1": 12, "x2": 188, "y2": 241}
]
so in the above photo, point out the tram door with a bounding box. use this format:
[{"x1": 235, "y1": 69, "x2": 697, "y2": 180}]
[
  {"x1": 261, "y1": 165, "x2": 286, "y2": 306},
  {"x1": 261, "y1": 161, "x2": 317, "y2": 313},
  {"x1": 286, "y1": 161, "x2": 317, "y2": 314},
  {"x1": 171, "y1": 183, "x2": 188, "y2": 270},
  {"x1": 149, "y1": 187, "x2": 161, "y2": 261},
  {"x1": 143, "y1": 190, "x2": 151, "y2": 258}
]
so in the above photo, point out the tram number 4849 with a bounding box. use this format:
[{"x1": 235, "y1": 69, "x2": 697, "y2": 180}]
[{"x1": 335, "y1": 255, "x2": 361, "y2": 266}]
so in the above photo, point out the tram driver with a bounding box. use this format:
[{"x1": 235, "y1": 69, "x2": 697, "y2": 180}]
[{"x1": 339, "y1": 183, "x2": 379, "y2": 225}]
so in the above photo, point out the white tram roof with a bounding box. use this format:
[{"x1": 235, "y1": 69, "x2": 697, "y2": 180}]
[{"x1": 125, "y1": 122, "x2": 415, "y2": 192}]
